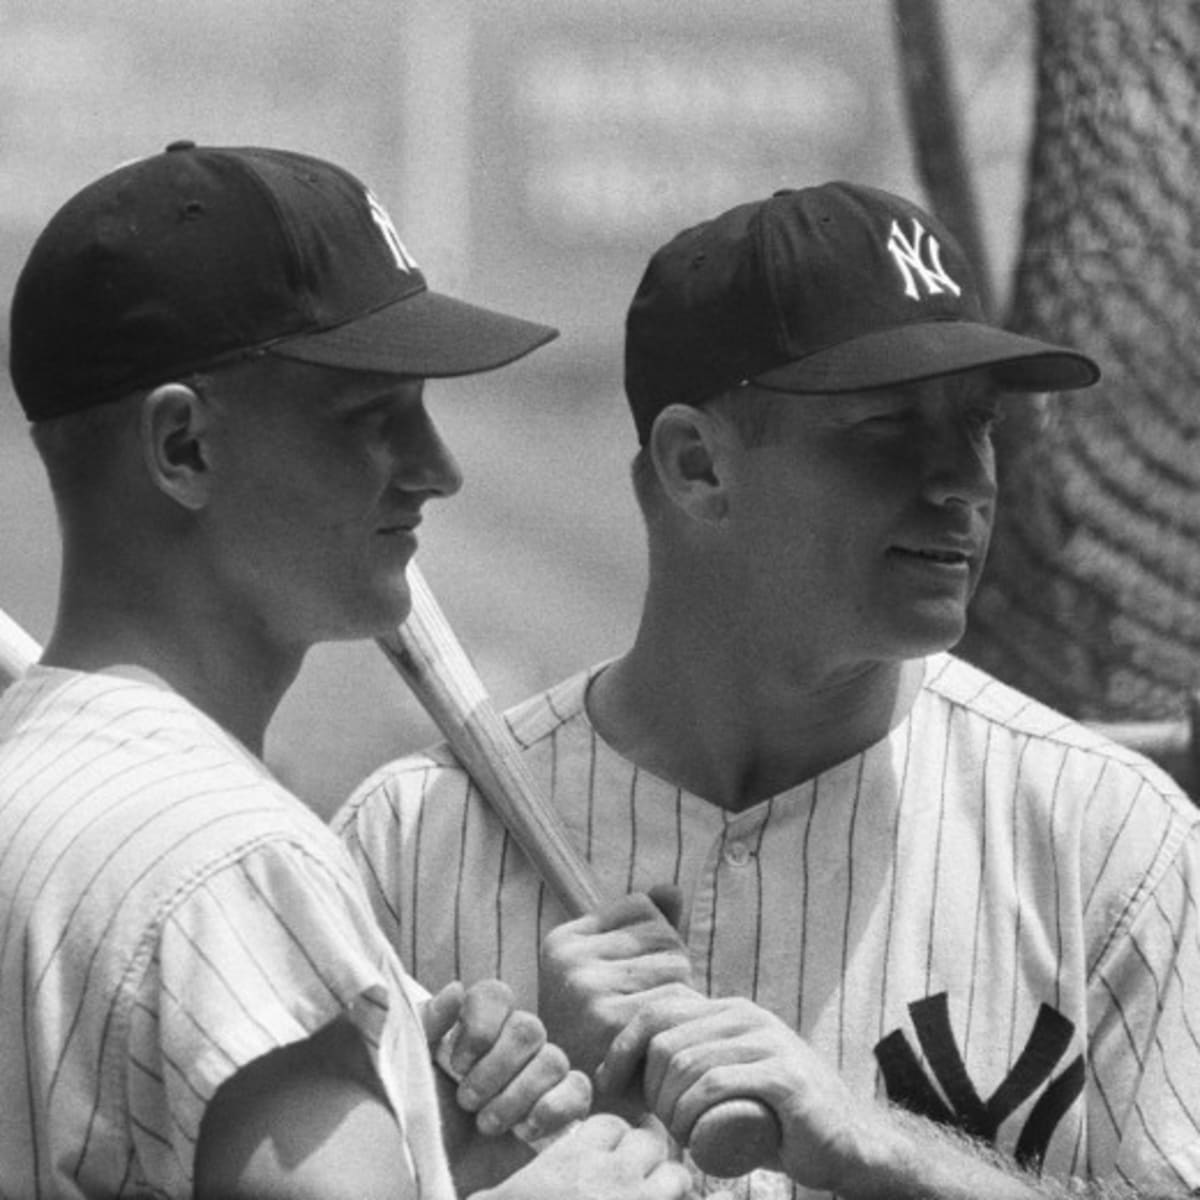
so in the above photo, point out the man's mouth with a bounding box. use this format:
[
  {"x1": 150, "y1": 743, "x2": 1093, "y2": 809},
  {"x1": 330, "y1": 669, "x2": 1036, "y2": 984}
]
[
  {"x1": 891, "y1": 545, "x2": 972, "y2": 567},
  {"x1": 378, "y1": 515, "x2": 421, "y2": 536}
]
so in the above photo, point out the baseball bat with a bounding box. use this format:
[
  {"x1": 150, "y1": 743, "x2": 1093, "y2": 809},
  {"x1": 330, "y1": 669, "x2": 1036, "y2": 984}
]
[
  {"x1": 0, "y1": 608, "x2": 41, "y2": 685},
  {"x1": 378, "y1": 563, "x2": 781, "y2": 1179}
]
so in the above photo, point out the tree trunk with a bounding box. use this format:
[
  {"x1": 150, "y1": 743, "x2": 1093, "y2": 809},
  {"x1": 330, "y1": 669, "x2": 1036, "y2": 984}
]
[{"x1": 959, "y1": 0, "x2": 1200, "y2": 722}]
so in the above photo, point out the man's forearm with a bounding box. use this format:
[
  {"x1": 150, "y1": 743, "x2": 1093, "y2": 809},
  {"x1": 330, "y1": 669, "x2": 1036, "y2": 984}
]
[{"x1": 841, "y1": 1108, "x2": 1177, "y2": 1200}]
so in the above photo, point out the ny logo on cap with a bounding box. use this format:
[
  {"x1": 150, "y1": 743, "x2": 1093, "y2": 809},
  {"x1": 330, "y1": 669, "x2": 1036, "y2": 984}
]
[
  {"x1": 886, "y1": 219, "x2": 961, "y2": 301},
  {"x1": 366, "y1": 190, "x2": 420, "y2": 273}
]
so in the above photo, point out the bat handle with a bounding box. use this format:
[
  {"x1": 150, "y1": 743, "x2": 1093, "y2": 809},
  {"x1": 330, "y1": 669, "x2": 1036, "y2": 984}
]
[
  {"x1": 0, "y1": 608, "x2": 40, "y2": 685},
  {"x1": 688, "y1": 1098, "x2": 781, "y2": 1178}
]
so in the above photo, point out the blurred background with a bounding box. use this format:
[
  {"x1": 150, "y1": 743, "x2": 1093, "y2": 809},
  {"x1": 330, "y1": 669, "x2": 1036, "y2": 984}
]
[{"x1": 0, "y1": 0, "x2": 1038, "y2": 815}]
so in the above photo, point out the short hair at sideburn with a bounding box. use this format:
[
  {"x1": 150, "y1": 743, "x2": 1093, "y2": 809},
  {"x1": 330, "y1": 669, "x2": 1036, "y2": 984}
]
[{"x1": 630, "y1": 384, "x2": 792, "y2": 515}]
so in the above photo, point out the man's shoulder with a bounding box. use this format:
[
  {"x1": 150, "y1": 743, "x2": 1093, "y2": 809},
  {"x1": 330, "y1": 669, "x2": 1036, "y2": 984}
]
[
  {"x1": 336, "y1": 665, "x2": 599, "y2": 825},
  {"x1": 0, "y1": 669, "x2": 366, "y2": 1011},
  {"x1": 505, "y1": 663, "x2": 597, "y2": 748},
  {"x1": 2, "y1": 664, "x2": 255, "y2": 761},
  {"x1": 926, "y1": 654, "x2": 1172, "y2": 759},
  {"x1": 0, "y1": 665, "x2": 332, "y2": 882},
  {"x1": 923, "y1": 653, "x2": 1198, "y2": 817},
  {"x1": 921, "y1": 656, "x2": 1200, "y2": 921}
]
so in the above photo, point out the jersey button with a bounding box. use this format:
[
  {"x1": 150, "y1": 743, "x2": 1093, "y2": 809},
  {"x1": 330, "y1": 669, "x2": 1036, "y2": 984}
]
[{"x1": 724, "y1": 841, "x2": 752, "y2": 866}]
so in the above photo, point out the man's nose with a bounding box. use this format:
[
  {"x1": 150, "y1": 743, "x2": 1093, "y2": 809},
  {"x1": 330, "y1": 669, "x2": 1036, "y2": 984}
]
[
  {"x1": 394, "y1": 412, "x2": 464, "y2": 498},
  {"x1": 919, "y1": 421, "x2": 997, "y2": 508}
]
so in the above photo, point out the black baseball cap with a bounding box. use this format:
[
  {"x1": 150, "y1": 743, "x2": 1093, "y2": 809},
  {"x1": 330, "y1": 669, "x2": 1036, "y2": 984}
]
[
  {"x1": 625, "y1": 181, "x2": 1100, "y2": 444},
  {"x1": 9, "y1": 141, "x2": 558, "y2": 421}
]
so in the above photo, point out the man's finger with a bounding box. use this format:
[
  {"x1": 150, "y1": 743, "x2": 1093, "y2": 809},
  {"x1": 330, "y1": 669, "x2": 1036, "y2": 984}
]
[{"x1": 421, "y1": 980, "x2": 465, "y2": 1046}]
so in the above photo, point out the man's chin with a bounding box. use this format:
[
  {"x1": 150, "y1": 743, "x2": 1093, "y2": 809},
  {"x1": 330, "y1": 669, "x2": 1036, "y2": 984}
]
[
  {"x1": 888, "y1": 609, "x2": 968, "y2": 659},
  {"x1": 317, "y1": 590, "x2": 414, "y2": 646},
  {"x1": 373, "y1": 591, "x2": 414, "y2": 638}
]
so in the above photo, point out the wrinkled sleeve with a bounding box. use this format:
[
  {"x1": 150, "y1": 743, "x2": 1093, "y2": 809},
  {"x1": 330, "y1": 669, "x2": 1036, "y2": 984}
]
[
  {"x1": 1088, "y1": 826, "x2": 1200, "y2": 1193},
  {"x1": 124, "y1": 837, "x2": 449, "y2": 1196},
  {"x1": 335, "y1": 752, "x2": 475, "y2": 992},
  {"x1": 335, "y1": 767, "x2": 411, "y2": 953}
]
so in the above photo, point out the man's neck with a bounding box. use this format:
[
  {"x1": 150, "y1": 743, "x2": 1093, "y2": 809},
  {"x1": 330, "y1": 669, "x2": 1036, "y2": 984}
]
[
  {"x1": 42, "y1": 600, "x2": 302, "y2": 758},
  {"x1": 587, "y1": 632, "x2": 927, "y2": 812}
]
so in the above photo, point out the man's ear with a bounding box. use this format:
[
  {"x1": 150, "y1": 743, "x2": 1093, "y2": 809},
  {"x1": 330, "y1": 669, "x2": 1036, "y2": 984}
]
[
  {"x1": 139, "y1": 383, "x2": 213, "y2": 511},
  {"x1": 648, "y1": 403, "x2": 730, "y2": 522}
]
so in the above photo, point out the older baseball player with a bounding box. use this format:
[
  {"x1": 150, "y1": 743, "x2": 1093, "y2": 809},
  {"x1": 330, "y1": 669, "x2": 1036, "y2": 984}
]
[
  {"x1": 0, "y1": 141, "x2": 694, "y2": 1200},
  {"x1": 336, "y1": 183, "x2": 1200, "y2": 1198}
]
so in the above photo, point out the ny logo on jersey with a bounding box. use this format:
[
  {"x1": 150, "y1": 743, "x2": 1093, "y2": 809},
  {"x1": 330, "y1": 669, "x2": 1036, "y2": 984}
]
[
  {"x1": 875, "y1": 992, "x2": 1084, "y2": 1168},
  {"x1": 886, "y1": 219, "x2": 962, "y2": 301},
  {"x1": 366, "y1": 190, "x2": 420, "y2": 273}
]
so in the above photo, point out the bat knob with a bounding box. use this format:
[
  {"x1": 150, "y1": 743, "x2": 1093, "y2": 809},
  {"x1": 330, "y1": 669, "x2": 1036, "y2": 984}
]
[{"x1": 687, "y1": 1097, "x2": 781, "y2": 1178}]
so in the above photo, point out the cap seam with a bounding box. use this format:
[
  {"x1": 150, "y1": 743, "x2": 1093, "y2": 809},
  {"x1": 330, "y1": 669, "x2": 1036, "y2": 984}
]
[
  {"x1": 751, "y1": 202, "x2": 791, "y2": 350},
  {"x1": 231, "y1": 149, "x2": 313, "y2": 322}
]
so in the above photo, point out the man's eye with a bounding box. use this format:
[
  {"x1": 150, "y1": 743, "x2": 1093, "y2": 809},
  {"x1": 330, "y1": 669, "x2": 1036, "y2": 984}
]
[
  {"x1": 343, "y1": 403, "x2": 391, "y2": 431},
  {"x1": 859, "y1": 411, "x2": 913, "y2": 430}
]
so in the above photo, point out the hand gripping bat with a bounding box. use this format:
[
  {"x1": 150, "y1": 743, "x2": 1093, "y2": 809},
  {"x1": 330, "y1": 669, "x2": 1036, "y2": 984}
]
[{"x1": 378, "y1": 563, "x2": 782, "y2": 1178}]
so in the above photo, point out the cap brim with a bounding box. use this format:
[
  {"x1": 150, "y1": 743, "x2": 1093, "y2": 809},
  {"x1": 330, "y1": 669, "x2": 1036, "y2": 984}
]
[
  {"x1": 752, "y1": 320, "x2": 1100, "y2": 394},
  {"x1": 266, "y1": 288, "x2": 558, "y2": 377}
]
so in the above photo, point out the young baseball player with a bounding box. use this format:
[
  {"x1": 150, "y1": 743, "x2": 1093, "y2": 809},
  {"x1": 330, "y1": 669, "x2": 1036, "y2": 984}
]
[
  {"x1": 336, "y1": 183, "x2": 1200, "y2": 1198},
  {"x1": 0, "y1": 141, "x2": 693, "y2": 1200}
]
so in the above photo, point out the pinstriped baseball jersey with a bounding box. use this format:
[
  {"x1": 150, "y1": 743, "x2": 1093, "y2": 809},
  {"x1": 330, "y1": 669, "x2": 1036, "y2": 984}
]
[
  {"x1": 337, "y1": 652, "x2": 1200, "y2": 1199},
  {"x1": 0, "y1": 666, "x2": 454, "y2": 1200}
]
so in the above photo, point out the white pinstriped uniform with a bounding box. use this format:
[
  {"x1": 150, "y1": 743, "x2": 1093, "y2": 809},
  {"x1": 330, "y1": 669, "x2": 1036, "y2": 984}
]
[
  {"x1": 0, "y1": 667, "x2": 455, "y2": 1200},
  {"x1": 337, "y1": 652, "x2": 1200, "y2": 1199}
]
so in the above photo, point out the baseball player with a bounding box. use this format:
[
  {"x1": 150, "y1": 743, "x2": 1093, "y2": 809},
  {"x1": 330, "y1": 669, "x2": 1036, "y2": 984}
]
[
  {"x1": 0, "y1": 141, "x2": 693, "y2": 1200},
  {"x1": 336, "y1": 184, "x2": 1200, "y2": 1198}
]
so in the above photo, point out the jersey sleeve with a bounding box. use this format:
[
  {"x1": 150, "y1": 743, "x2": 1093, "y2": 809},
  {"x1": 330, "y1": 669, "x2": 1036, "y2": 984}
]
[
  {"x1": 335, "y1": 750, "x2": 475, "y2": 980},
  {"x1": 123, "y1": 836, "x2": 444, "y2": 1193},
  {"x1": 1088, "y1": 824, "x2": 1200, "y2": 1192},
  {"x1": 335, "y1": 766, "x2": 411, "y2": 952}
]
